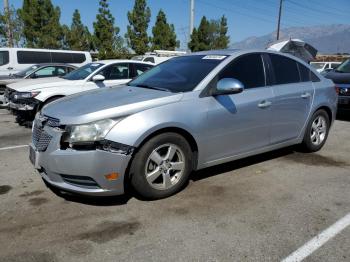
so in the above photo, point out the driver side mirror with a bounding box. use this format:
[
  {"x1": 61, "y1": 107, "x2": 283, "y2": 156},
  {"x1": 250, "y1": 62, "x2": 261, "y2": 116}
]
[
  {"x1": 92, "y1": 74, "x2": 105, "y2": 82},
  {"x1": 212, "y1": 78, "x2": 244, "y2": 96}
]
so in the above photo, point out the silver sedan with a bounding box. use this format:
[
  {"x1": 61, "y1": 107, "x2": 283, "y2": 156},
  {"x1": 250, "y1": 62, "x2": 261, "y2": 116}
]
[{"x1": 29, "y1": 50, "x2": 337, "y2": 199}]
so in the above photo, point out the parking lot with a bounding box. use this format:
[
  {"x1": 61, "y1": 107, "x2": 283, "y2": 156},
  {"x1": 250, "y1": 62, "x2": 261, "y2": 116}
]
[{"x1": 0, "y1": 108, "x2": 349, "y2": 261}]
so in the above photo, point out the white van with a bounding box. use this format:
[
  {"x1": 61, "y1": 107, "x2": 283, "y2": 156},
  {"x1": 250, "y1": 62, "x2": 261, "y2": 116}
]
[
  {"x1": 0, "y1": 48, "x2": 92, "y2": 76},
  {"x1": 132, "y1": 50, "x2": 187, "y2": 65}
]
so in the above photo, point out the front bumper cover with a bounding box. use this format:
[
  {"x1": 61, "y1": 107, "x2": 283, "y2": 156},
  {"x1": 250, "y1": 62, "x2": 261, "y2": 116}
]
[{"x1": 30, "y1": 126, "x2": 133, "y2": 196}]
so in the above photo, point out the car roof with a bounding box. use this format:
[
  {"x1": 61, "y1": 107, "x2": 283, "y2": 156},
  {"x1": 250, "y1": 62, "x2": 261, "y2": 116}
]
[
  {"x1": 31, "y1": 63, "x2": 77, "y2": 67},
  {"x1": 96, "y1": 59, "x2": 154, "y2": 65}
]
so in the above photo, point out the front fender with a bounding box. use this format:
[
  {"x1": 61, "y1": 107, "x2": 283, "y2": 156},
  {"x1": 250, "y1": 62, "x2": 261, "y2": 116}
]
[{"x1": 105, "y1": 100, "x2": 206, "y2": 150}]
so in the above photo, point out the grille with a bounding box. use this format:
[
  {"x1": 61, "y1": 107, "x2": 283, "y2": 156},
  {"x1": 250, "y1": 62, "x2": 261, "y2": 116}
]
[
  {"x1": 46, "y1": 116, "x2": 60, "y2": 127},
  {"x1": 32, "y1": 121, "x2": 53, "y2": 152}
]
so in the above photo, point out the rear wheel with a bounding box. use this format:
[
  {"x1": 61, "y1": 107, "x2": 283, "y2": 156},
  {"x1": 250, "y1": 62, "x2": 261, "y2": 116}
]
[
  {"x1": 301, "y1": 109, "x2": 330, "y2": 152},
  {"x1": 129, "y1": 133, "x2": 193, "y2": 200}
]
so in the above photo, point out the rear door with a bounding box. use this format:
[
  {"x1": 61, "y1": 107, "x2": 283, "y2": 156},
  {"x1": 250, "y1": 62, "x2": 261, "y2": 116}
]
[
  {"x1": 268, "y1": 54, "x2": 314, "y2": 144},
  {"x1": 98, "y1": 63, "x2": 132, "y2": 87}
]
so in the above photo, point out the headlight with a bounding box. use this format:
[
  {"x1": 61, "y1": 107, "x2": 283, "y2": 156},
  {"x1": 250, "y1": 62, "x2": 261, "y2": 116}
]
[
  {"x1": 65, "y1": 119, "x2": 120, "y2": 144},
  {"x1": 14, "y1": 91, "x2": 40, "y2": 99}
]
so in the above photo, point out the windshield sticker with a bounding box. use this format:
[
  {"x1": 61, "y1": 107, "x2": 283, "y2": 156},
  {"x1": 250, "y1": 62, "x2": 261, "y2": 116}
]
[{"x1": 202, "y1": 55, "x2": 226, "y2": 60}]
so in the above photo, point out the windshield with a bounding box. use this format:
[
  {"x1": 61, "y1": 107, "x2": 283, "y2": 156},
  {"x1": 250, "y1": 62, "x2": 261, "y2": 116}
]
[
  {"x1": 0, "y1": 51, "x2": 9, "y2": 66},
  {"x1": 128, "y1": 55, "x2": 225, "y2": 93},
  {"x1": 311, "y1": 63, "x2": 325, "y2": 70},
  {"x1": 62, "y1": 63, "x2": 104, "y2": 80},
  {"x1": 335, "y1": 59, "x2": 350, "y2": 73},
  {"x1": 15, "y1": 65, "x2": 40, "y2": 77}
]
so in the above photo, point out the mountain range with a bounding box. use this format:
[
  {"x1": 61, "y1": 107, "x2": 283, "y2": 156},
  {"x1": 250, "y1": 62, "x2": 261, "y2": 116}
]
[{"x1": 231, "y1": 24, "x2": 350, "y2": 54}]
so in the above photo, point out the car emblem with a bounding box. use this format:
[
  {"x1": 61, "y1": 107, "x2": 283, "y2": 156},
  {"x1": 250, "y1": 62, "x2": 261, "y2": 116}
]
[{"x1": 37, "y1": 115, "x2": 48, "y2": 128}]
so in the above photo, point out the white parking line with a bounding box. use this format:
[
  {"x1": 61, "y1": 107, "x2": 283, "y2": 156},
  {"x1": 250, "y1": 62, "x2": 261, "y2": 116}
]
[
  {"x1": 0, "y1": 145, "x2": 28, "y2": 151},
  {"x1": 282, "y1": 212, "x2": 350, "y2": 262}
]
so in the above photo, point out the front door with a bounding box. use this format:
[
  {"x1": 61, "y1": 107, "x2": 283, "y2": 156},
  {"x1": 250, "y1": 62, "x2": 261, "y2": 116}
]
[{"x1": 203, "y1": 53, "x2": 273, "y2": 163}]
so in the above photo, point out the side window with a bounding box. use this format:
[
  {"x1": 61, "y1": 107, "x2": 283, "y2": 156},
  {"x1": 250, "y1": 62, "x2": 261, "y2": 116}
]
[
  {"x1": 17, "y1": 51, "x2": 51, "y2": 64},
  {"x1": 218, "y1": 54, "x2": 265, "y2": 89},
  {"x1": 0, "y1": 51, "x2": 9, "y2": 66},
  {"x1": 51, "y1": 52, "x2": 72, "y2": 63},
  {"x1": 330, "y1": 63, "x2": 339, "y2": 69},
  {"x1": 72, "y1": 53, "x2": 86, "y2": 63},
  {"x1": 99, "y1": 63, "x2": 130, "y2": 80},
  {"x1": 144, "y1": 57, "x2": 155, "y2": 64},
  {"x1": 56, "y1": 67, "x2": 66, "y2": 76},
  {"x1": 134, "y1": 63, "x2": 153, "y2": 76},
  {"x1": 66, "y1": 66, "x2": 76, "y2": 73},
  {"x1": 269, "y1": 54, "x2": 300, "y2": 85},
  {"x1": 32, "y1": 66, "x2": 57, "y2": 77},
  {"x1": 297, "y1": 62, "x2": 311, "y2": 82}
]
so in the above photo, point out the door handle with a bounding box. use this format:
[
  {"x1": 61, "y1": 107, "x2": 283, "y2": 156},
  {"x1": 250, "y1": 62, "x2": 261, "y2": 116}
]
[
  {"x1": 301, "y1": 92, "x2": 311, "y2": 99},
  {"x1": 258, "y1": 100, "x2": 272, "y2": 109}
]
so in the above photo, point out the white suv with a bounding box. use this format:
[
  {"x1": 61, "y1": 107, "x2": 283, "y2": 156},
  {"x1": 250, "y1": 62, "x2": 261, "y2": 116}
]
[{"x1": 6, "y1": 60, "x2": 153, "y2": 122}]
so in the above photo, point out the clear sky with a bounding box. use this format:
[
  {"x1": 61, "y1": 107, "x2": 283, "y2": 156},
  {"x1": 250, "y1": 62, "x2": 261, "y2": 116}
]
[{"x1": 1, "y1": 0, "x2": 349, "y2": 49}]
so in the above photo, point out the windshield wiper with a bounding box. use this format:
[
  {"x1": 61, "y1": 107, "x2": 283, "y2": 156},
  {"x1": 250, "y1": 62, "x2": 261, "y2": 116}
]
[{"x1": 133, "y1": 84, "x2": 171, "y2": 92}]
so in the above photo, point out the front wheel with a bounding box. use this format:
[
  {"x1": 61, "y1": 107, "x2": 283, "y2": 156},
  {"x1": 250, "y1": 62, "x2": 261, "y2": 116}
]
[
  {"x1": 301, "y1": 109, "x2": 330, "y2": 152},
  {"x1": 129, "y1": 133, "x2": 193, "y2": 200}
]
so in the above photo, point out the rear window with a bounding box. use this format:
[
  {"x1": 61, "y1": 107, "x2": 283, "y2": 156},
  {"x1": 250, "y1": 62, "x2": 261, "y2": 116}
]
[{"x1": 269, "y1": 54, "x2": 300, "y2": 85}]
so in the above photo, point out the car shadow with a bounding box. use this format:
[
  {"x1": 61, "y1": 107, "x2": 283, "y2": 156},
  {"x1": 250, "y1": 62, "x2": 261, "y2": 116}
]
[
  {"x1": 47, "y1": 147, "x2": 296, "y2": 206},
  {"x1": 191, "y1": 146, "x2": 295, "y2": 182},
  {"x1": 336, "y1": 111, "x2": 350, "y2": 122}
]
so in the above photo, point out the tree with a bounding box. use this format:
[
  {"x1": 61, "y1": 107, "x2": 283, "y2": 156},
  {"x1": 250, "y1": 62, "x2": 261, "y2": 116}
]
[
  {"x1": 126, "y1": 0, "x2": 151, "y2": 54},
  {"x1": 18, "y1": 0, "x2": 63, "y2": 49},
  {"x1": 188, "y1": 15, "x2": 230, "y2": 52},
  {"x1": 213, "y1": 15, "x2": 229, "y2": 49},
  {"x1": 151, "y1": 9, "x2": 179, "y2": 50},
  {"x1": 65, "y1": 10, "x2": 93, "y2": 51},
  {"x1": 188, "y1": 16, "x2": 211, "y2": 52},
  {"x1": 93, "y1": 0, "x2": 125, "y2": 59},
  {"x1": 0, "y1": 6, "x2": 22, "y2": 47}
]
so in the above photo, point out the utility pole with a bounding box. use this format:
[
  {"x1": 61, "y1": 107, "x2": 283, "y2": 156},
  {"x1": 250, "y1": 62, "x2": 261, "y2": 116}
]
[
  {"x1": 276, "y1": 0, "x2": 283, "y2": 41},
  {"x1": 189, "y1": 0, "x2": 194, "y2": 48},
  {"x1": 3, "y1": 0, "x2": 13, "y2": 47}
]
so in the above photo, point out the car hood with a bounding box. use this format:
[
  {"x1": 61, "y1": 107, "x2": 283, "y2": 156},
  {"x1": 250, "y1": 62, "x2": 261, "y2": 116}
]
[
  {"x1": 324, "y1": 71, "x2": 350, "y2": 84},
  {"x1": 7, "y1": 77, "x2": 70, "y2": 91},
  {"x1": 0, "y1": 78, "x2": 21, "y2": 85},
  {"x1": 42, "y1": 85, "x2": 183, "y2": 125}
]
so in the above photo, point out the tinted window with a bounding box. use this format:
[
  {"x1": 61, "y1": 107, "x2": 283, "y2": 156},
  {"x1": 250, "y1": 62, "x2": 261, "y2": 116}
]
[
  {"x1": 72, "y1": 53, "x2": 86, "y2": 63},
  {"x1": 297, "y1": 62, "x2": 311, "y2": 82},
  {"x1": 62, "y1": 63, "x2": 104, "y2": 80},
  {"x1": 99, "y1": 63, "x2": 130, "y2": 80},
  {"x1": 134, "y1": 63, "x2": 153, "y2": 76},
  {"x1": 17, "y1": 51, "x2": 51, "y2": 64},
  {"x1": 218, "y1": 54, "x2": 265, "y2": 89},
  {"x1": 128, "y1": 55, "x2": 224, "y2": 93},
  {"x1": 0, "y1": 51, "x2": 9, "y2": 66},
  {"x1": 144, "y1": 57, "x2": 155, "y2": 63},
  {"x1": 269, "y1": 54, "x2": 300, "y2": 85},
  {"x1": 51, "y1": 52, "x2": 72, "y2": 63}
]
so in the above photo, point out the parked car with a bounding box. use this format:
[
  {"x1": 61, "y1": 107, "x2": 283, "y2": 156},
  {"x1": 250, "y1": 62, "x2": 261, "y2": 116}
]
[
  {"x1": 6, "y1": 60, "x2": 153, "y2": 123},
  {"x1": 0, "y1": 48, "x2": 92, "y2": 77},
  {"x1": 324, "y1": 58, "x2": 350, "y2": 111},
  {"x1": 0, "y1": 64, "x2": 76, "y2": 107},
  {"x1": 311, "y1": 61, "x2": 341, "y2": 73},
  {"x1": 29, "y1": 50, "x2": 337, "y2": 199},
  {"x1": 132, "y1": 50, "x2": 186, "y2": 65}
]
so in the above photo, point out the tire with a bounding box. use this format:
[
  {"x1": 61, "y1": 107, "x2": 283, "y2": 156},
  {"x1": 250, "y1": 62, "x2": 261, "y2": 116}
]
[
  {"x1": 301, "y1": 109, "x2": 330, "y2": 152},
  {"x1": 129, "y1": 133, "x2": 193, "y2": 200}
]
